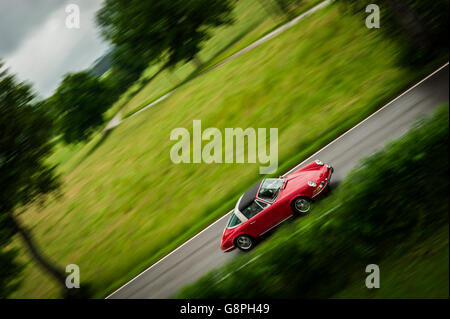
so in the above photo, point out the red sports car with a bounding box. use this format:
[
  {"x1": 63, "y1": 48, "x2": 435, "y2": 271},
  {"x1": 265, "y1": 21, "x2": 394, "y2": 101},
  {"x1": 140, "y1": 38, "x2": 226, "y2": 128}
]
[{"x1": 220, "y1": 159, "x2": 333, "y2": 252}]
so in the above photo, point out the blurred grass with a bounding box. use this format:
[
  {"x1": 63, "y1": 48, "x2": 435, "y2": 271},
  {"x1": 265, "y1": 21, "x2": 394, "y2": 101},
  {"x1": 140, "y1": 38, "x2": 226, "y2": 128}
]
[
  {"x1": 109, "y1": 0, "x2": 322, "y2": 118},
  {"x1": 10, "y1": 3, "x2": 446, "y2": 298},
  {"x1": 53, "y1": 0, "x2": 321, "y2": 174},
  {"x1": 333, "y1": 225, "x2": 449, "y2": 299}
]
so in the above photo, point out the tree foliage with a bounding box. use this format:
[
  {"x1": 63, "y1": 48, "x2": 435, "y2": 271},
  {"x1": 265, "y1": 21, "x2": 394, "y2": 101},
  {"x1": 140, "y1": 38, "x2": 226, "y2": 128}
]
[
  {"x1": 50, "y1": 71, "x2": 114, "y2": 144},
  {"x1": 338, "y1": 0, "x2": 449, "y2": 64},
  {"x1": 0, "y1": 64, "x2": 59, "y2": 297},
  {"x1": 96, "y1": 0, "x2": 237, "y2": 69},
  {"x1": 0, "y1": 66, "x2": 59, "y2": 217},
  {"x1": 104, "y1": 44, "x2": 151, "y2": 95},
  {"x1": 274, "y1": 0, "x2": 304, "y2": 19}
]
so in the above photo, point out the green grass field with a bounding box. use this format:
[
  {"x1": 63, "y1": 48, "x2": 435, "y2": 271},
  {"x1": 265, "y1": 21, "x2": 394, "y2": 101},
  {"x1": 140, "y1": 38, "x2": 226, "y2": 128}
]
[
  {"x1": 53, "y1": 0, "x2": 321, "y2": 175},
  {"x1": 11, "y1": 3, "x2": 445, "y2": 298},
  {"x1": 106, "y1": 0, "x2": 322, "y2": 119}
]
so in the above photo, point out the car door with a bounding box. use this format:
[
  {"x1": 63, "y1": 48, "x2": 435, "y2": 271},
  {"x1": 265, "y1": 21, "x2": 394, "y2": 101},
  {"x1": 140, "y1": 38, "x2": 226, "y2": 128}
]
[{"x1": 243, "y1": 200, "x2": 283, "y2": 237}]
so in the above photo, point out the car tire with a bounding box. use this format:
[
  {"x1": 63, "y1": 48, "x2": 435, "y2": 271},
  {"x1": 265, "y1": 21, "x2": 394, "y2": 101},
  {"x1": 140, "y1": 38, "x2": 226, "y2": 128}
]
[
  {"x1": 291, "y1": 197, "x2": 312, "y2": 215},
  {"x1": 234, "y1": 235, "x2": 254, "y2": 251}
]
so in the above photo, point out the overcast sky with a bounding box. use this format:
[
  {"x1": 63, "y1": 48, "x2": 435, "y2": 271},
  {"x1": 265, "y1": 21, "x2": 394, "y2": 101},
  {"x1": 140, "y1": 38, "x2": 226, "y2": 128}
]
[{"x1": 0, "y1": 0, "x2": 109, "y2": 98}]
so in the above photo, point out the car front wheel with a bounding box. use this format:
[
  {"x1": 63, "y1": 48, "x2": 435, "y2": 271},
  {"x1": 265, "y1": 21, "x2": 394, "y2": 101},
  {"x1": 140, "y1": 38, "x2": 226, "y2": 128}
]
[
  {"x1": 235, "y1": 235, "x2": 254, "y2": 251},
  {"x1": 291, "y1": 197, "x2": 312, "y2": 215}
]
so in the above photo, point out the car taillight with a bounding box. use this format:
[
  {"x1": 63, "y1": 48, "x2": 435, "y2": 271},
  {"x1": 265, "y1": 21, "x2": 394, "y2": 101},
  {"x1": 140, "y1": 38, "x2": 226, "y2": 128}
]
[{"x1": 313, "y1": 181, "x2": 325, "y2": 195}]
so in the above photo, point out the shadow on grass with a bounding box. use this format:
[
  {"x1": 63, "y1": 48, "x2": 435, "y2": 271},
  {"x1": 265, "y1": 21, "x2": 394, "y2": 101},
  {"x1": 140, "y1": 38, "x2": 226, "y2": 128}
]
[
  {"x1": 69, "y1": 129, "x2": 113, "y2": 171},
  {"x1": 85, "y1": 129, "x2": 113, "y2": 158}
]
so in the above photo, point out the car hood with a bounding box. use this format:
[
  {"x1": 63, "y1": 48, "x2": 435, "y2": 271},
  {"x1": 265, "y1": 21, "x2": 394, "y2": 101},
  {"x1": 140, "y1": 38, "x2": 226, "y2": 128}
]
[{"x1": 284, "y1": 163, "x2": 328, "y2": 191}]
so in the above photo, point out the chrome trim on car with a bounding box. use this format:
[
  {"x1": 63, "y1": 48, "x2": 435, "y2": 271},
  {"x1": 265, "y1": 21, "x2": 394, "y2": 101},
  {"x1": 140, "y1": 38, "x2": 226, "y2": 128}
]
[
  {"x1": 312, "y1": 166, "x2": 333, "y2": 199},
  {"x1": 255, "y1": 199, "x2": 270, "y2": 210},
  {"x1": 312, "y1": 182, "x2": 327, "y2": 198},
  {"x1": 224, "y1": 245, "x2": 235, "y2": 252}
]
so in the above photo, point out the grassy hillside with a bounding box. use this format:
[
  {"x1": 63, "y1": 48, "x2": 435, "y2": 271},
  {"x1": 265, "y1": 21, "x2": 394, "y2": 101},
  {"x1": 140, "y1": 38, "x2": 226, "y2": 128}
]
[
  {"x1": 49, "y1": 0, "x2": 321, "y2": 176},
  {"x1": 11, "y1": 3, "x2": 445, "y2": 298},
  {"x1": 105, "y1": 0, "x2": 322, "y2": 119}
]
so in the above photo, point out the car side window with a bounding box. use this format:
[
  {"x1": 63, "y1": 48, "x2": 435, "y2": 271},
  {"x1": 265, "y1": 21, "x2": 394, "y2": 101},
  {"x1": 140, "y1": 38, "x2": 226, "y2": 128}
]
[
  {"x1": 255, "y1": 200, "x2": 269, "y2": 209},
  {"x1": 241, "y1": 200, "x2": 266, "y2": 220},
  {"x1": 227, "y1": 213, "x2": 242, "y2": 228}
]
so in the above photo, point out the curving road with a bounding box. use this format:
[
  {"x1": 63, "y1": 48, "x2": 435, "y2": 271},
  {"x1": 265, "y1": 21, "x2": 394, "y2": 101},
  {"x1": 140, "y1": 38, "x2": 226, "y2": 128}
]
[{"x1": 107, "y1": 64, "x2": 449, "y2": 299}]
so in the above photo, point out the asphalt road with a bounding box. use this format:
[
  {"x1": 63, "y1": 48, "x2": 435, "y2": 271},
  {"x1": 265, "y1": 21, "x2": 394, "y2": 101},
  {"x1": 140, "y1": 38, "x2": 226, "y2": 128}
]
[{"x1": 107, "y1": 64, "x2": 449, "y2": 299}]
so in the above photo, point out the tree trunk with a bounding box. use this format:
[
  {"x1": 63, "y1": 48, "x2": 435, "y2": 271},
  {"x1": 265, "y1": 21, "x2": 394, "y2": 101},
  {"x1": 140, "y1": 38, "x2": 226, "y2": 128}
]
[
  {"x1": 11, "y1": 215, "x2": 81, "y2": 298},
  {"x1": 384, "y1": 0, "x2": 431, "y2": 53}
]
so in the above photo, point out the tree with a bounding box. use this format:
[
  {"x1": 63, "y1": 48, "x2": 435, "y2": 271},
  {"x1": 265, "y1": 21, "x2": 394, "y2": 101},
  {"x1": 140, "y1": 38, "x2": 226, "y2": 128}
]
[
  {"x1": 339, "y1": 0, "x2": 448, "y2": 64},
  {"x1": 50, "y1": 71, "x2": 114, "y2": 144},
  {"x1": 0, "y1": 63, "x2": 79, "y2": 298},
  {"x1": 103, "y1": 44, "x2": 152, "y2": 95},
  {"x1": 96, "y1": 0, "x2": 237, "y2": 69}
]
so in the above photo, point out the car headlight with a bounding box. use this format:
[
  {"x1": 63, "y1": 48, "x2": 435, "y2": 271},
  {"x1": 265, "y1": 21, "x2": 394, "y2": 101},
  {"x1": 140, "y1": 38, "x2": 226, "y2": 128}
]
[
  {"x1": 308, "y1": 181, "x2": 317, "y2": 187},
  {"x1": 315, "y1": 159, "x2": 323, "y2": 165}
]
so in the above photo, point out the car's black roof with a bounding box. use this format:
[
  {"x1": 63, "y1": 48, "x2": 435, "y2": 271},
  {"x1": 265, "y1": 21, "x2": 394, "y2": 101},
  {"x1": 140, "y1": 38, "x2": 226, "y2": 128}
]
[{"x1": 238, "y1": 181, "x2": 262, "y2": 211}]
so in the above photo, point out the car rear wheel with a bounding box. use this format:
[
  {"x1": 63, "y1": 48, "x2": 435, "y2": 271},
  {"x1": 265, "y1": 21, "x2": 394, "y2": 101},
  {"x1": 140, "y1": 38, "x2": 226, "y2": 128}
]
[
  {"x1": 235, "y1": 235, "x2": 254, "y2": 251},
  {"x1": 291, "y1": 197, "x2": 312, "y2": 215}
]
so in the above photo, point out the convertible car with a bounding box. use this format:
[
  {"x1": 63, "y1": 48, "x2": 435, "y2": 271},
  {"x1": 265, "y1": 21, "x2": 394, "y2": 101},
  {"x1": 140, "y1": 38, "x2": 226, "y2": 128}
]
[{"x1": 220, "y1": 159, "x2": 333, "y2": 252}]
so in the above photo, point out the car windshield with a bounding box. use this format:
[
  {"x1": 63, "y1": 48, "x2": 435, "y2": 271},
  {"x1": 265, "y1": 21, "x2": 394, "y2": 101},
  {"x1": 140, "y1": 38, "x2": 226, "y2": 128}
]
[{"x1": 257, "y1": 178, "x2": 284, "y2": 202}]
